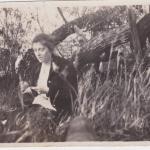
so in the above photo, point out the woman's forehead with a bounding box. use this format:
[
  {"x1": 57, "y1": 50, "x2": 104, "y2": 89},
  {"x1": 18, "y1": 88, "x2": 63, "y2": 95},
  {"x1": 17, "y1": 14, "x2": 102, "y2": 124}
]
[{"x1": 33, "y1": 42, "x2": 45, "y2": 48}]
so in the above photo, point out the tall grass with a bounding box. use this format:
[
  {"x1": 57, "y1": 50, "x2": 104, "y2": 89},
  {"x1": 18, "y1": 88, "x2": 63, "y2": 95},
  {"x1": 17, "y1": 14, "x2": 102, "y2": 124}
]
[
  {"x1": 75, "y1": 45, "x2": 150, "y2": 141},
  {"x1": 0, "y1": 44, "x2": 150, "y2": 142}
]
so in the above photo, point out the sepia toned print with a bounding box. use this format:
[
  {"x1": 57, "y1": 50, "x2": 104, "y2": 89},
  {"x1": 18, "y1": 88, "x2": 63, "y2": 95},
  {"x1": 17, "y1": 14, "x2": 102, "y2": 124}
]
[{"x1": 0, "y1": 0, "x2": 150, "y2": 145}]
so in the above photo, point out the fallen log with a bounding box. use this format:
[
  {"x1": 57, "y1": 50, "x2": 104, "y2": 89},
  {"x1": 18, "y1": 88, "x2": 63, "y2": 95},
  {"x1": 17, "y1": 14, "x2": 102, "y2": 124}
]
[
  {"x1": 76, "y1": 14, "x2": 150, "y2": 69},
  {"x1": 49, "y1": 8, "x2": 150, "y2": 70}
]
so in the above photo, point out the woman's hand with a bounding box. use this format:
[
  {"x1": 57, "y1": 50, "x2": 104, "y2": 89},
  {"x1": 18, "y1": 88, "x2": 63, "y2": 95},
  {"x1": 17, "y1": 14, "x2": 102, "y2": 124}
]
[
  {"x1": 23, "y1": 86, "x2": 33, "y2": 94},
  {"x1": 22, "y1": 85, "x2": 49, "y2": 95}
]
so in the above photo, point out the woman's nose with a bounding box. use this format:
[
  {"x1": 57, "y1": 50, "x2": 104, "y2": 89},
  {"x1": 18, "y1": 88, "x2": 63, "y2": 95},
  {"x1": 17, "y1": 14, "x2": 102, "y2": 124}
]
[
  {"x1": 37, "y1": 53, "x2": 41, "y2": 56},
  {"x1": 37, "y1": 51, "x2": 41, "y2": 56}
]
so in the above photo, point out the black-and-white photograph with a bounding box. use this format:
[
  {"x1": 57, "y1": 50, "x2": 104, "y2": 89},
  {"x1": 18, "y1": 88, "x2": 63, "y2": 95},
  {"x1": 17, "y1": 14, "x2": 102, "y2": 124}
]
[{"x1": 0, "y1": 0, "x2": 149, "y2": 144}]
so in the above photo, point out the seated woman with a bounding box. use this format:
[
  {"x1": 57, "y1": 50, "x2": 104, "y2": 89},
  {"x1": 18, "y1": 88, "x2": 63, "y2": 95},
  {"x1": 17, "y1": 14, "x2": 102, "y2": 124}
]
[{"x1": 18, "y1": 33, "x2": 78, "y2": 122}]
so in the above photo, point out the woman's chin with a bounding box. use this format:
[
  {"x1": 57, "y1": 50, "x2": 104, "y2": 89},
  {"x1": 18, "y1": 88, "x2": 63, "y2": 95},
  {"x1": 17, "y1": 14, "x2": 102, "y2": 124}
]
[{"x1": 38, "y1": 59, "x2": 43, "y2": 63}]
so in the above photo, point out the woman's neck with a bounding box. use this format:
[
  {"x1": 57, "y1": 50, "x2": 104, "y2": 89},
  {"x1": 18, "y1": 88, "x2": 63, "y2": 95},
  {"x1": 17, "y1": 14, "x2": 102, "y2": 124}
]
[
  {"x1": 42, "y1": 55, "x2": 52, "y2": 65},
  {"x1": 42, "y1": 60, "x2": 51, "y2": 66}
]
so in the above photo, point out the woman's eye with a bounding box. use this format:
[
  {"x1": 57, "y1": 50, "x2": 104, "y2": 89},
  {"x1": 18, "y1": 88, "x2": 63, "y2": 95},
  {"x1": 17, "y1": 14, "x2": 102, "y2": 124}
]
[{"x1": 40, "y1": 48, "x2": 45, "y2": 52}]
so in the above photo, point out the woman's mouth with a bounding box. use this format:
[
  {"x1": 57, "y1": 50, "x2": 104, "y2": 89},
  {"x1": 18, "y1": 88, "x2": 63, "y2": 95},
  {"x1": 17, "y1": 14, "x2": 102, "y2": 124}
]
[
  {"x1": 38, "y1": 57, "x2": 43, "y2": 62},
  {"x1": 38, "y1": 57, "x2": 43, "y2": 60}
]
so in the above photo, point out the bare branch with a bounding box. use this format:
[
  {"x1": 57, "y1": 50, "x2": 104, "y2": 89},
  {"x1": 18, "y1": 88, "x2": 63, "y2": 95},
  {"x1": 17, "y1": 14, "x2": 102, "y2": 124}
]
[
  {"x1": 57, "y1": 7, "x2": 68, "y2": 24},
  {"x1": 36, "y1": 8, "x2": 44, "y2": 33}
]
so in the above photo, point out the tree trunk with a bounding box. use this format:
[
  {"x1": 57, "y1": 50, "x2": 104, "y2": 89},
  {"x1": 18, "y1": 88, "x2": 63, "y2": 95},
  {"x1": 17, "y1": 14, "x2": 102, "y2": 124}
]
[
  {"x1": 128, "y1": 7, "x2": 142, "y2": 62},
  {"x1": 76, "y1": 14, "x2": 150, "y2": 69},
  {"x1": 49, "y1": 10, "x2": 150, "y2": 69}
]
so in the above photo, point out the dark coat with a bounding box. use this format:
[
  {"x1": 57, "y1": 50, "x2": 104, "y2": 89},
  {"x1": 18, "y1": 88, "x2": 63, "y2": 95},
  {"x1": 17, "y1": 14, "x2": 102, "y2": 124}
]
[
  {"x1": 46, "y1": 55, "x2": 78, "y2": 117},
  {"x1": 20, "y1": 52, "x2": 77, "y2": 118}
]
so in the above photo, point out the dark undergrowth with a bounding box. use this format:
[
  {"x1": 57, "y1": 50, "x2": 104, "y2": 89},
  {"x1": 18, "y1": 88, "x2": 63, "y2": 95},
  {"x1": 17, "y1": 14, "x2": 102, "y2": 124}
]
[{"x1": 0, "y1": 45, "x2": 150, "y2": 142}]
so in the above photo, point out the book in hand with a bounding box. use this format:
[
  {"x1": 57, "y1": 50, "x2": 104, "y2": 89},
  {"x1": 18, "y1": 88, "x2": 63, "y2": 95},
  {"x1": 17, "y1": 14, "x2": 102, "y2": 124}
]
[{"x1": 32, "y1": 94, "x2": 56, "y2": 111}]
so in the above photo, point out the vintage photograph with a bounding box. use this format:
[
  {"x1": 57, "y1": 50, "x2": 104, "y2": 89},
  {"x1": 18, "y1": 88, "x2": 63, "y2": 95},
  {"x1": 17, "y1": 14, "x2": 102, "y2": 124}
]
[{"x1": 0, "y1": 0, "x2": 149, "y2": 144}]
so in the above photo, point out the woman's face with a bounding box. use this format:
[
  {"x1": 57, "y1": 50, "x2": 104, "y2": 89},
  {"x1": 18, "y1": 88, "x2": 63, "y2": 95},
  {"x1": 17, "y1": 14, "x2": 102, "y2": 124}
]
[{"x1": 33, "y1": 42, "x2": 52, "y2": 63}]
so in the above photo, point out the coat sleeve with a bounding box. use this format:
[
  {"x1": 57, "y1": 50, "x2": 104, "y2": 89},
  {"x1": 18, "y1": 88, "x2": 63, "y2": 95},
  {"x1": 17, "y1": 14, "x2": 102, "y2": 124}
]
[{"x1": 46, "y1": 65, "x2": 77, "y2": 116}]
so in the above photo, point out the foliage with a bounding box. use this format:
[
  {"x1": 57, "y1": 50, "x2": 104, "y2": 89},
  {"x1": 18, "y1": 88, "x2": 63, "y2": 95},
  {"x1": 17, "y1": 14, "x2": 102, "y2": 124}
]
[
  {"x1": 75, "y1": 39, "x2": 150, "y2": 140},
  {"x1": 0, "y1": 5, "x2": 150, "y2": 142},
  {"x1": 0, "y1": 8, "x2": 34, "y2": 52}
]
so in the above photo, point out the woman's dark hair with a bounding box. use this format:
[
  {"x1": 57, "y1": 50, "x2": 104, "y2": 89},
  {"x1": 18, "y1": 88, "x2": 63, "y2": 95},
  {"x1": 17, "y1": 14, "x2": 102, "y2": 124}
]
[{"x1": 32, "y1": 33, "x2": 55, "y2": 52}]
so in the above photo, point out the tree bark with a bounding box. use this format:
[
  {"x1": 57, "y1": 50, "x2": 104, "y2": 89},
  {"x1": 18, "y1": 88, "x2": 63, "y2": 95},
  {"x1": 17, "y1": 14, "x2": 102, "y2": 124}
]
[
  {"x1": 76, "y1": 14, "x2": 150, "y2": 69},
  {"x1": 128, "y1": 7, "x2": 142, "y2": 62}
]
